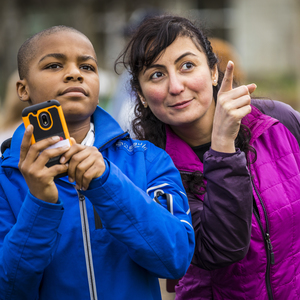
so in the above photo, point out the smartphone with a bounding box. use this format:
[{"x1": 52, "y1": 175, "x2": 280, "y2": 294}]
[{"x1": 22, "y1": 99, "x2": 71, "y2": 177}]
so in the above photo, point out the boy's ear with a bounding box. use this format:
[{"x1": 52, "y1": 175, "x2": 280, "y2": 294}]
[{"x1": 16, "y1": 79, "x2": 30, "y2": 102}]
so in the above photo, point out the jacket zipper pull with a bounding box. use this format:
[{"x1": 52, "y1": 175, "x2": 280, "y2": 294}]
[
  {"x1": 265, "y1": 233, "x2": 275, "y2": 265},
  {"x1": 76, "y1": 188, "x2": 85, "y2": 201}
]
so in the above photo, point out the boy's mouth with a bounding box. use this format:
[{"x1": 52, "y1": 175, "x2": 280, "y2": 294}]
[{"x1": 60, "y1": 87, "x2": 87, "y2": 96}]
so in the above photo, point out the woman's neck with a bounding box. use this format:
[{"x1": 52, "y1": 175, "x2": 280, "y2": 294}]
[
  {"x1": 171, "y1": 122, "x2": 212, "y2": 147},
  {"x1": 170, "y1": 102, "x2": 215, "y2": 147}
]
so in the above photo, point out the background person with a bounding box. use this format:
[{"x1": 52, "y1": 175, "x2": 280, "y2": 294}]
[{"x1": 0, "y1": 70, "x2": 28, "y2": 154}]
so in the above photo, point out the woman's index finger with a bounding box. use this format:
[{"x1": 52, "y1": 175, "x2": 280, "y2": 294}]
[{"x1": 219, "y1": 60, "x2": 234, "y2": 93}]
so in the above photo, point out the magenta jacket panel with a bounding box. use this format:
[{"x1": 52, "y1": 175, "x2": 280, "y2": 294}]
[{"x1": 169, "y1": 105, "x2": 300, "y2": 299}]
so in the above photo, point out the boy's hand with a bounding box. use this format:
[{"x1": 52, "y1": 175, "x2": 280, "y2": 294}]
[
  {"x1": 211, "y1": 61, "x2": 256, "y2": 153},
  {"x1": 60, "y1": 138, "x2": 106, "y2": 191},
  {"x1": 18, "y1": 125, "x2": 70, "y2": 203}
]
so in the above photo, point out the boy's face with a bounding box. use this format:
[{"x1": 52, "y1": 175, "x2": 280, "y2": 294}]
[{"x1": 17, "y1": 31, "x2": 100, "y2": 125}]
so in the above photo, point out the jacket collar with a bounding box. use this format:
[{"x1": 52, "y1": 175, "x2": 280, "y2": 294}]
[
  {"x1": 1, "y1": 106, "x2": 128, "y2": 169},
  {"x1": 165, "y1": 105, "x2": 279, "y2": 173},
  {"x1": 165, "y1": 125, "x2": 203, "y2": 173}
]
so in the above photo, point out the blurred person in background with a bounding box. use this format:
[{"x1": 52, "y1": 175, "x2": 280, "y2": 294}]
[
  {"x1": 109, "y1": 8, "x2": 163, "y2": 134},
  {"x1": 210, "y1": 37, "x2": 246, "y2": 85},
  {"x1": 117, "y1": 14, "x2": 300, "y2": 299},
  {"x1": 0, "y1": 70, "x2": 28, "y2": 155}
]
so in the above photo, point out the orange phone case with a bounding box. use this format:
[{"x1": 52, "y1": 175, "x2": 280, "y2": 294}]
[
  {"x1": 22, "y1": 99, "x2": 71, "y2": 177},
  {"x1": 22, "y1": 99, "x2": 70, "y2": 145}
]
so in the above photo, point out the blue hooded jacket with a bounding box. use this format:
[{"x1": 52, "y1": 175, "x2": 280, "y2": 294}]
[{"x1": 0, "y1": 106, "x2": 194, "y2": 300}]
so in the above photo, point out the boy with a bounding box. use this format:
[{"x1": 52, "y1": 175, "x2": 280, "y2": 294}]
[{"x1": 0, "y1": 26, "x2": 194, "y2": 300}]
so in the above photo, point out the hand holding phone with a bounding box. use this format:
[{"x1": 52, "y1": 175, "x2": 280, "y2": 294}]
[{"x1": 18, "y1": 124, "x2": 70, "y2": 203}]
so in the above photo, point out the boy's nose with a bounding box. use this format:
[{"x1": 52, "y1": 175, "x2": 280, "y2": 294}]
[
  {"x1": 64, "y1": 67, "x2": 83, "y2": 82},
  {"x1": 168, "y1": 73, "x2": 184, "y2": 95}
]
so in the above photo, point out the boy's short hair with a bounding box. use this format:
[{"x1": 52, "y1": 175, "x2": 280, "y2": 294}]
[{"x1": 17, "y1": 25, "x2": 85, "y2": 80}]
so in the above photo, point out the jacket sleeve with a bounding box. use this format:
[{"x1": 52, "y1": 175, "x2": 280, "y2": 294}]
[
  {"x1": 191, "y1": 148, "x2": 253, "y2": 270},
  {"x1": 0, "y1": 187, "x2": 64, "y2": 299},
  {"x1": 81, "y1": 148, "x2": 195, "y2": 279}
]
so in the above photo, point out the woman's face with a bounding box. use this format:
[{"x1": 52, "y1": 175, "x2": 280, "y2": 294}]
[{"x1": 138, "y1": 36, "x2": 218, "y2": 133}]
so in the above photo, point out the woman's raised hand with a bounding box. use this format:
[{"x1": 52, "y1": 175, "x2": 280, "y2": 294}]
[{"x1": 211, "y1": 61, "x2": 256, "y2": 153}]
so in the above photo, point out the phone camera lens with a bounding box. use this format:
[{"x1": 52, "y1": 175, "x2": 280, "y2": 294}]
[{"x1": 39, "y1": 112, "x2": 51, "y2": 128}]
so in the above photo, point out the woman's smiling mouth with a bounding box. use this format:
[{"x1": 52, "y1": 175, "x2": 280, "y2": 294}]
[{"x1": 170, "y1": 99, "x2": 193, "y2": 109}]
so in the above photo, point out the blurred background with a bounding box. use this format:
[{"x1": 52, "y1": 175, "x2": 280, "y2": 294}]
[{"x1": 0, "y1": 0, "x2": 300, "y2": 120}]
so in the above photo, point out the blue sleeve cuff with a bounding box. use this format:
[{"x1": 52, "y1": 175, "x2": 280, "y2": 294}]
[
  {"x1": 29, "y1": 191, "x2": 64, "y2": 210},
  {"x1": 88, "y1": 158, "x2": 110, "y2": 190}
]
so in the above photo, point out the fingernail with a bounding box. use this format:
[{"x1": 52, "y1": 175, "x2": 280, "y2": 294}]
[
  {"x1": 26, "y1": 125, "x2": 32, "y2": 132},
  {"x1": 60, "y1": 156, "x2": 65, "y2": 163},
  {"x1": 52, "y1": 136, "x2": 60, "y2": 142},
  {"x1": 69, "y1": 177, "x2": 74, "y2": 182},
  {"x1": 75, "y1": 184, "x2": 80, "y2": 190}
]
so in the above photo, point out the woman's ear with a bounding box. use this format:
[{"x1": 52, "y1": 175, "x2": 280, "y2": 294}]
[
  {"x1": 138, "y1": 92, "x2": 148, "y2": 108},
  {"x1": 16, "y1": 79, "x2": 30, "y2": 102},
  {"x1": 211, "y1": 65, "x2": 219, "y2": 86}
]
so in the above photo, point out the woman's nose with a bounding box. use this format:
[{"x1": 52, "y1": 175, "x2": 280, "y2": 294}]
[{"x1": 168, "y1": 73, "x2": 184, "y2": 95}]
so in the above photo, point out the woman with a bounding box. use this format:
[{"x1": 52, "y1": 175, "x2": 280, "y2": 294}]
[{"x1": 116, "y1": 14, "x2": 300, "y2": 299}]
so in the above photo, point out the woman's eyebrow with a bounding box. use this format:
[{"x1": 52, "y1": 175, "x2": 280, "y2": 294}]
[
  {"x1": 143, "y1": 64, "x2": 165, "y2": 74},
  {"x1": 143, "y1": 52, "x2": 198, "y2": 74},
  {"x1": 174, "y1": 52, "x2": 197, "y2": 64}
]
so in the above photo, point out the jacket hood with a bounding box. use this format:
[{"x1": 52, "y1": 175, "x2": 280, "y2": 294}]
[
  {"x1": 242, "y1": 104, "x2": 278, "y2": 144},
  {"x1": 1, "y1": 106, "x2": 128, "y2": 169}
]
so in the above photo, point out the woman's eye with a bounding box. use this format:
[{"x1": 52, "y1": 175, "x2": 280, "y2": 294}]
[
  {"x1": 182, "y1": 62, "x2": 194, "y2": 70},
  {"x1": 151, "y1": 72, "x2": 163, "y2": 79}
]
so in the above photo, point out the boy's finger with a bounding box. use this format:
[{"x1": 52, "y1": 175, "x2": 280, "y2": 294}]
[
  {"x1": 47, "y1": 163, "x2": 69, "y2": 178},
  {"x1": 37, "y1": 144, "x2": 71, "y2": 166},
  {"x1": 219, "y1": 61, "x2": 234, "y2": 93},
  {"x1": 19, "y1": 125, "x2": 34, "y2": 163},
  {"x1": 30, "y1": 135, "x2": 62, "y2": 153},
  {"x1": 247, "y1": 83, "x2": 257, "y2": 94}
]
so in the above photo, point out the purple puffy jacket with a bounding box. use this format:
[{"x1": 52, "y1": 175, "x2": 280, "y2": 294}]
[{"x1": 166, "y1": 103, "x2": 300, "y2": 299}]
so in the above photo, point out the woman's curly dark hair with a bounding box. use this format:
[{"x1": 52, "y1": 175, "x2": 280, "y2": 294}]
[{"x1": 115, "y1": 14, "x2": 256, "y2": 195}]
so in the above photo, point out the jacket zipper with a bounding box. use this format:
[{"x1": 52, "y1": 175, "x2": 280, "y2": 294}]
[
  {"x1": 74, "y1": 131, "x2": 127, "y2": 299},
  {"x1": 252, "y1": 182, "x2": 274, "y2": 300},
  {"x1": 77, "y1": 190, "x2": 98, "y2": 300}
]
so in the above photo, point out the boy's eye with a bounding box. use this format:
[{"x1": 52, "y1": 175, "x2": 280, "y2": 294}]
[
  {"x1": 81, "y1": 64, "x2": 95, "y2": 71},
  {"x1": 182, "y1": 62, "x2": 194, "y2": 70},
  {"x1": 45, "y1": 63, "x2": 62, "y2": 69},
  {"x1": 151, "y1": 71, "x2": 164, "y2": 79}
]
